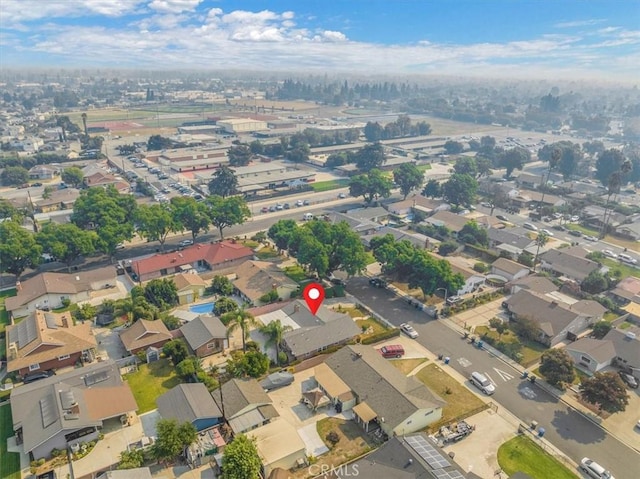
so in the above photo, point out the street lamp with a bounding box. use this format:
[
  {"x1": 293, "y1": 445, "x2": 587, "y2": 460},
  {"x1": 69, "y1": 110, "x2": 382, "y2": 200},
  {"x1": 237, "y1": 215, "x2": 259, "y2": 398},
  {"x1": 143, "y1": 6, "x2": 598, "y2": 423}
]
[{"x1": 437, "y1": 287, "x2": 448, "y2": 303}]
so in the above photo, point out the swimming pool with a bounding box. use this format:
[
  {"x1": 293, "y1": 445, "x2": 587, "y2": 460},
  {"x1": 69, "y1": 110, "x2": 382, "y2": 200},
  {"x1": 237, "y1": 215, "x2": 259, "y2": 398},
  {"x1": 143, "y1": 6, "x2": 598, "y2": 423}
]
[{"x1": 189, "y1": 302, "x2": 215, "y2": 314}]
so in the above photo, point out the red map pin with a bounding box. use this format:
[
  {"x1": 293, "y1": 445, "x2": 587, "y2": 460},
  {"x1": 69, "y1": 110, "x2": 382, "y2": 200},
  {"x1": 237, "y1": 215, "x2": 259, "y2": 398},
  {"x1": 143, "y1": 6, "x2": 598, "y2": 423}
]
[{"x1": 303, "y1": 282, "x2": 325, "y2": 315}]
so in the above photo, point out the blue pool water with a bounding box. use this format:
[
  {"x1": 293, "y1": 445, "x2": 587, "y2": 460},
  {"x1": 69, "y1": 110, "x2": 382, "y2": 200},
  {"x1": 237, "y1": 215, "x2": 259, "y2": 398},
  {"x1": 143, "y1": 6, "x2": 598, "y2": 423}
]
[{"x1": 189, "y1": 302, "x2": 215, "y2": 314}]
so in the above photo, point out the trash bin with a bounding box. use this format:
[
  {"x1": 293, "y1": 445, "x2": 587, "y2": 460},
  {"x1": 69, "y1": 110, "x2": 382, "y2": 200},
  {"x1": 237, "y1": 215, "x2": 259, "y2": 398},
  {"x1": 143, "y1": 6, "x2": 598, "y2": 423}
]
[
  {"x1": 444, "y1": 357, "x2": 450, "y2": 364},
  {"x1": 538, "y1": 427, "x2": 546, "y2": 438},
  {"x1": 477, "y1": 340, "x2": 484, "y2": 348},
  {"x1": 522, "y1": 371, "x2": 529, "y2": 379}
]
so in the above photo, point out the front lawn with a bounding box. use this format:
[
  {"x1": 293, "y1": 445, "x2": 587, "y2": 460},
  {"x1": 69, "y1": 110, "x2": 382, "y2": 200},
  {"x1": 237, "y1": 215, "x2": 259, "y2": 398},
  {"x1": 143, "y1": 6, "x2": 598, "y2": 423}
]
[
  {"x1": 415, "y1": 363, "x2": 487, "y2": 431},
  {"x1": 0, "y1": 288, "x2": 16, "y2": 334},
  {"x1": 600, "y1": 258, "x2": 640, "y2": 280},
  {"x1": 255, "y1": 246, "x2": 280, "y2": 260},
  {"x1": 565, "y1": 223, "x2": 600, "y2": 236},
  {"x1": 123, "y1": 358, "x2": 181, "y2": 413},
  {"x1": 392, "y1": 358, "x2": 428, "y2": 376},
  {"x1": 310, "y1": 179, "x2": 350, "y2": 192},
  {"x1": 283, "y1": 264, "x2": 311, "y2": 283},
  {"x1": 356, "y1": 316, "x2": 388, "y2": 337},
  {"x1": 0, "y1": 404, "x2": 21, "y2": 479},
  {"x1": 416, "y1": 163, "x2": 433, "y2": 172},
  {"x1": 497, "y1": 435, "x2": 578, "y2": 479},
  {"x1": 475, "y1": 325, "x2": 547, "y2": 367}
]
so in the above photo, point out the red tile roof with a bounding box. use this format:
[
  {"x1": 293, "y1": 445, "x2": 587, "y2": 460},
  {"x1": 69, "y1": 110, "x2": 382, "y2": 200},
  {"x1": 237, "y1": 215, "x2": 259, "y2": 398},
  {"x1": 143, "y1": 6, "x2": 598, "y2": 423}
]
[{"x1": 132, "y1": 241, "x2": 254, "y2": 277}]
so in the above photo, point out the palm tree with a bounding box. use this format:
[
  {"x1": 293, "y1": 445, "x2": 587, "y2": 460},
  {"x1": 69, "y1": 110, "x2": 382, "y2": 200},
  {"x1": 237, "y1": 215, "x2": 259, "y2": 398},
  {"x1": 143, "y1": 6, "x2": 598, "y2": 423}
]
[
  {"x1": 81, "y1": 112, "x2": 88, "y2": 136},
  {"x1": 538, "y1": 147, "x2": 560, "y2": 210},
  {"x1": 533, "y1": 231, "x2": 549, "y2": 268},
  {"x1": 226, "y1": 308, "x2": 258, "y2": 352},
  {"x1": 600, "y1": 159, "x2": 632, "y2": 239},
  {"x1": 259, "y1": 319, "x2": 292, "y2": 364}
]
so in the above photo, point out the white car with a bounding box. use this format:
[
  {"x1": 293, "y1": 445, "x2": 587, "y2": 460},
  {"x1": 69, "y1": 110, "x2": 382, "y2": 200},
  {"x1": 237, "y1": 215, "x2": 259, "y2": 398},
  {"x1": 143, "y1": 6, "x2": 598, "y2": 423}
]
[
  {"x1": 618, "y1": 253, "x2": 638, "y2": 265},
  {"x1": 540, "y1": 229, "x2": 554, "y2": 237},
  {"x1": 178, "y1": 239, "x2": 194, "y2": 247},
  {"x1": 583, "y1": 235, "x2": 598, "y2": 242},
  {"x1": 400, "y1": 323, "x2": 419, "y2": 339},
  {"x1": 602, "y1": 250, "x2": 618, "y2": 259},
  {"x1": 523, "y1": 222, "x2": 538, "y2": 231},
  {"x1": 580, "y1": 457, "x2": 614, "y2": 479},
  {"x1": 296, "y1": 199, "x2": 304, "y2": 207},
  {"x1": 570, "y1": 215, "x2": 580, "y2": 222}
]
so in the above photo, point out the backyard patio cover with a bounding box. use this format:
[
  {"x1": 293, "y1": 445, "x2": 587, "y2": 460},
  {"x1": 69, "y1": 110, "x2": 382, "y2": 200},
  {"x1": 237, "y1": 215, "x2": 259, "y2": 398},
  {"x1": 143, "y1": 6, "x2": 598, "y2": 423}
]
[{"x1": 353, "y1": 401, "x2": 377, "y2": 422}]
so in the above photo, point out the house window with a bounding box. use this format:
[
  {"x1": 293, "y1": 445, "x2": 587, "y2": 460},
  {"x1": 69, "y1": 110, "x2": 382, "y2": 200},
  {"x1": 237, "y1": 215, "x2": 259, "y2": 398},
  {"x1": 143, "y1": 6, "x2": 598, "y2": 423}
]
[
  {"x1": 58, "y1": 355, "x2": 70, "y2": 361},
  {"x1": 29, "y1": 363, "x2": 40, "y2": 371},
  {"x1": 580, "y1": 356, "x2": 591, "y2": 364},
  {"x1": 207, "y1": 342, "x2": 218, "y2": 350}
]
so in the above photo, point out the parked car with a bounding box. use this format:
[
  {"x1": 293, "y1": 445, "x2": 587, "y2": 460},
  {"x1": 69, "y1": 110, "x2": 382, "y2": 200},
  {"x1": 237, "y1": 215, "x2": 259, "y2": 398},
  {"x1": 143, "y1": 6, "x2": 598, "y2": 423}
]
[
  {"x1": 618, "y1": 253, "x2": 638, "y2": 265},
  {"x1": 32, "y1": 182, "x2": 43, "y2": 187},
  {"x1": 446, "y1": 295, "x2": 463, "y2": 305},
  {"x1": 261, "y1": 206, "x2": 269, "y2": 213},
  {"x1": 303, "y1": 199, "x2": 310, "y2": 206},
  {"x1": 583, "y1": 235, "x2": 598, "y2": 242},
  {"x1": 23, "y1": 371, "x2": 55, "y2": 384},
  {"x1": 496, "y1": 215, "x2": 509, "y2": 221},
  {"x1": 570, "y1": 215, "x2": 580, "y2": 222},
  {"x1": 338, "y1": 192, "x2": 347, "y2": 199},
  {"x1": 619, "y1": 371, "x2": 639, "y2": 389},
  {"x1": 269, "y1": 205, "x2": 276, "y2": 212},
  {"x1": 400, "y1": 323, "x2": 419, "y2": 339},
  {"x1": 602, "y1": 250, "x2": 618, "y2": 259},
  {"x1": 580, "y1": 457, "x2": 615, "y2": 479},
  {"x1": 275, "y1": 203, "x2": 284, "y2": 210},
  {"x1": 379, "y1": 344, "x2": 405, "y2": 359},
  {"x1": 552, "y1": 224, "x2": 566, "y2": 231},
  {"x1": 369, "y1": 277, "x2": 387, "y2": 288},
  {"x1": 115, "y1": 243, "x2": 126, "y2": 250},
  {"x1": 260, "y1": 371, "x2": 294, "y2": 391},
  {"x1": 283, "y1": 203, "x2": 290, "y2": 209},
  {"x1": 296, "y1": 199, "x2": 304, "y2": 207},
  {"x1": 523, "y1": 222, "x2": 538, "y2": 231},
  {"x1": 469, "y1": 371, "x2": 495, "y2": 395},
  {"x1": 569, "y1": 229, "x2": 582, "y2": 237},
  {"x1": 540, "y1": 229, "x2": 554, "y2": 237},
  {"x1": 178, "y1": 239, "x2": 194, "y2": 247}
]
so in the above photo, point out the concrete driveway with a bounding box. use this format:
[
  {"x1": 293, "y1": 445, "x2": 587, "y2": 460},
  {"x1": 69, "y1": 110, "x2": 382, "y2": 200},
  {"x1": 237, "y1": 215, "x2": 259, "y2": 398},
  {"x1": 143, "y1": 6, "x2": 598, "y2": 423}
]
[
  {"x1": 94, "y1": 326, "x2": 128, "y2": 361},
  {"x1": 450, "y1": 298, "x2": 507, "y2": 331}
]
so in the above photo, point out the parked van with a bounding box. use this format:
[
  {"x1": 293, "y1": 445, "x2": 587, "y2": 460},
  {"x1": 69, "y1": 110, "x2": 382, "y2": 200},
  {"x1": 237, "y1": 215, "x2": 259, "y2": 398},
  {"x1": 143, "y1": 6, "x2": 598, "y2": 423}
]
[
  {"x1": 618, "y1": 253, "x2": 638, "y2": 265},
  {"x1": 379, "y1": 344, "x2": 405, "y2": 359},
  {"x1": 470, "y1": 371, "x2": 495, "y2": 395},
  {"x1": 303, "y1": 213, "x2": 314, "y2": 221}
]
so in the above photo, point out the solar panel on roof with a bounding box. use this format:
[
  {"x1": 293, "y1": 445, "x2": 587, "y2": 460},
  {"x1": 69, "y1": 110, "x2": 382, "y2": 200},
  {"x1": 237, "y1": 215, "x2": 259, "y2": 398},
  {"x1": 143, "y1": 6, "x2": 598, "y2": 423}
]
[
  {"x1": 40, "y1": 394, "x2": 59, "y2": 428},
  {"x1": 16, "y1": 318, "x2": 38, "y2": 348},
  {"x1": 433, "y1": 470, "x2": 465, "y2": 479},
  {"x1": 405, "y1": 435, "x2": 451, "y2": 469},
  {"x1": 44, "y1": 313, "x2": 58, "y2": 329}
]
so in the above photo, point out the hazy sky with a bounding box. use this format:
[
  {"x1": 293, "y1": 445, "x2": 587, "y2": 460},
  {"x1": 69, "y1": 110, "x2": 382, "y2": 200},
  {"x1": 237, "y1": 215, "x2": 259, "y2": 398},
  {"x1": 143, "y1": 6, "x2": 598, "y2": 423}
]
[{"x1": 1, "y1": 0, "x2": 639, "y2": 81}]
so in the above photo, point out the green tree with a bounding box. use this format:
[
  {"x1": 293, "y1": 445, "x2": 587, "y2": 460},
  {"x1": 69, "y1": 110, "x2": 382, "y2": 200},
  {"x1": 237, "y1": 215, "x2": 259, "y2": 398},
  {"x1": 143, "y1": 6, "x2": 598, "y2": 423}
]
[
  {"x1": 144, "y1": 278, "x2": 178, "y2": 310},
  {"x1": 285, "y1": 144, "x2": 310, "y2": 163},
  {"x1": 0, "y1": 199, "x2": 19, "y2": 220},
  {"x1": 206, "y1": 195, "x2": 251, "y2": 239},
  {"x1": 595, "y1": 149, "x2": 627, "y2": 186},
  {"x1": 303, "y1": 220, "x2": 368, "y2": 276},
  {"x1": 579, "y1": 371, "x2": 629, "y2": 414},
  {"x1": 163, "y1": 339, "x2": 190, "y2": 365},
  {"x1": 74, "y1": 303, "x2": 97, "y2": 322},
  {"x1": 592, "y1": 321, "x2": 612, "y2": 339},
  {"x1": 483, "y1": 182, "x2": 509, "y2": 215},
  {"x1": 36, "y1": 222, "x2": 97, "y2": 272},
  {"x1": 210, "y1": 275, "x2": 235, "y2": 295},
  {"x1": 226, "y1": 349, "x2": 270, "y2": 378},
  {"x1": 267, "y1": 219, "x2": 299, "y2": 251},
  {"x1": 1, "y1": 166, "x2": 29, "y2": 186},
  {"x1": 71, "y1": 186, "x2": 136, "y2": 257},
  {"x1": 294, "y1": 231, "x2": 329, "y2": 277},
  {"x1": 533, "y1": 231, "x2": 550, "y2": 266},
  {"x1": 500, "y1": 147, "x2": 530, "y2": 178},
  {"x1": 475, "y1": 157, "x2": 493, "y2": 178},
  {"x1": 222, "y1": 434, "x2": 262, "y2": 479},
  {"x1": 442, "y1": 173, "x2": 477, "y2": 207},
  {"x1": 408, "y1": 249, "x2": 465, "y2": 300},
  {"x1": 444, "y1": 140, "x2": 464, "y2": 155},
  {"x1": 225, "y1": 309, "x2": 258, "y2": 352},
  {"x1": 118, "y1": 449, "x2": 144, "y2": 470},
  {"x1": 135, "y1": 203, "x2": 179, "y2": 251},
  {"x1": 152, "y1": 419, "x2": 197, "y2": 463},
  {"x1": 260, "y1": 319, "x2": 292, "y2": 365},
  {"x1": 393, "y1": 163, "x2": 424, "y2": 199},
  {"x1": 355, "y1": 143, "x2": 386, "y2": 171},
  {"x1": 61, "y1": 166, "x2": 84, "y2": 188},
  {"x1": 458, "y1": 221, "x2": 488, "y2": 247},
  {"x1": 452, "y1": 157, "x2": 477, "y2": 176},
  {"x1": 438, "y1": 241, "x2": 459, "y2": 256},
  {"x1": 537, "y1": 142, "x2": 580, "y2": 180},
  {"x1": 581, "y1": 270, "x2": 610, "y2": 294},
  {"x1": 227, "y1": 145, "x2": 252, "y2": 167},
  {"x1": 539, "y1": 349, "x2": 575, "y2": 388},
  {"x1": 349, "y1": 168, "x2": 393, "y2": 204},
  {"x1": 249, "y1": 140, "x2": 264, "y2": 155},
  {"x1": 422, "y1": 179, "x2": 442, "y2": 198},
  {"x1": 147, "y1": 135, "x2": 174, "y2": 151},
  {"x1": 213, "y1": 297, "x2": 239, "y2": 315},
  {"x1": 42, "y1": 185, "x2": 54, "y2": 199},
  {"x1": 364, "y1": 122, "x2": 384, "y2": 142},
  {"x1": 208, "y1": 165, "x2": 239, "y2": 198},
  {"x1": 170, "y1": 196, "x2": 210, "y2": 241},
  {"x1": 0, "y1": 220, "x2": 41, "y2": 278}
]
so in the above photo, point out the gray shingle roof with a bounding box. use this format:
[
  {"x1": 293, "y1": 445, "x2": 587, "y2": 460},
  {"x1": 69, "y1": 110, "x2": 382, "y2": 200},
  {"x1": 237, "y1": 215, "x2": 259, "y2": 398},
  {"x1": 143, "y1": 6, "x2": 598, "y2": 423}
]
[
  {"x1": 283, "y1": 315, "x2": 360, "y2": 358},
  {"x1": 325, "y1": 345, "x2": 445, "y2": 430},
  {"x1": 180, "y1": 314, "x2": 227, "y2": 350},
  {"x1": 216, "y1": 378, "x2": 273, "y2": 419},
  {"x1": 566, "y1": 338, "x2": 617, "y2": 364},
  {"x1": 157, "y1": 383, "x2": 221, "y2": 425},
  {"x1": 539, "y1": 248, "x2": 600, "y2": 281}
]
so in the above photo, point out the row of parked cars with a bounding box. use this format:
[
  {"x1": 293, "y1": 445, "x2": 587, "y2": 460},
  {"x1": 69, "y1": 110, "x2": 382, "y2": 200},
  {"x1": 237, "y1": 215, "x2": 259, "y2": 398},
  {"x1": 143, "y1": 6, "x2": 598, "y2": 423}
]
[{"x1": 260, "y1": 199, "x2": 311, "y2": 213}]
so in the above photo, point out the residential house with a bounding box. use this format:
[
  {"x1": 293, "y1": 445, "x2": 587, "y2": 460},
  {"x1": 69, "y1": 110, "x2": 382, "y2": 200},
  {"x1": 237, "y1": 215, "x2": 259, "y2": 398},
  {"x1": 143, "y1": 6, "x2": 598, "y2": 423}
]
[
  {"x1": 488, "y1": 228, "x2": 535, "y2": 254},
  {"x1": 28, "y1": 164, "x2": 60, "y2": 180},
  {"x1": 132, "y1": 240, "x2": 254, "y2": 282},
  {"x1": 5, "y1": 266, "x2": 117, "y2": 319},
  {"x1": 213, "y1": 378, "x2": 279, "y2": 435},
  {"x1": 609, "y1": 276, "x2": 640, "y2": 305},
  {"x1": 386, "y1": 195, "x2": 448, "y2": 217},
  {"x1": 258, "y1": 300, "x2": 360, "y2": 361},
  {"x1": 35, "y1": 188, "x2": 80, "y2": 213},
  {"x1": 615, "y1": 220, "x2": 640, "y2": 241},
  {"x1": 119, "y1": 319, "x2": 173, "y2": 355},
  {"x1": 318, "y1": 345, "x2": 445, "y2": 437},
  {"x1": 582, "y1": 205, "x2": 628, "y2": 232},
  {"x1": 566, "y1": 326, "x2": 640, "y2": 375},
  {"x1": 344, "y1": 206, "x2": 389, "y2": 224},
  {"x1": 447, "y1": 262, "x2": 486, "y2": 296},
  {"x1": 491, "y1": 258, "x2": 530, "y2": 282},
  {"x1": 157, "y1": 383, "x2": 222, "y2": 432},
  {"x1": 249, "y1": 419, "x2": 307, "y2": 478},
  {"x1": 172, "y1": 273, "x2": 206, "y2": 304},
  {"x1": 538, "y1": 247, "x2": 603, "y2": 283},
  {"x1": 515, "y1": 172, "x2": 545, "y2": 189},
  {"x1": 360, "y1": 226, "x2": 430, "y2": 250},
  {"x1": 424, "y1": 210, "x2": 470, "y2": 236},
  {"x1": 507, "y1": 275, "x2": 558, "y2": 295},
  {"x1": 231, "y1": 260, "x2": 298, "y2": 305},
  {"x1": 317, "y1": 433, "x2": 472, "y2": 479},
  {"x1": 179, "y1": 314, "x2": 228, "y2": 358},
  {"x1": 323, "y1": 211, "x2": 382, "y2": 235},
  {"x1": 503, "y1": 289, "x2": 607, "y2": 346},
  {"x1": 83, "y1": 171, "x2": 130, "y2": 193},
  {"x1": 5, "y1": 310, "x2": 97, "y2": 377},
  {"x1": 10, "y1": 360, "x2": 137, "y2": 460}
]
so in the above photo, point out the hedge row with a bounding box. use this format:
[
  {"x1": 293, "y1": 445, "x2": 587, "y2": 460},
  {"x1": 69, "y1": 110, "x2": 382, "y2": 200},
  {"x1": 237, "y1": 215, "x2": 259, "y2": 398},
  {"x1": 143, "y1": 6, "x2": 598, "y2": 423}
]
[{"x1": 360, "y1": 328, "x2": 400, "y2": 345}]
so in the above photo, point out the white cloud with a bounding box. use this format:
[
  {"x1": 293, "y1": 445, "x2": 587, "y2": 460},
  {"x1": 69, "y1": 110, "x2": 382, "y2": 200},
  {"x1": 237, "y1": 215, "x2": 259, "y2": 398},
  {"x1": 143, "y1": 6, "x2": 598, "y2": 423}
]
[
  {"x1": 0, "y1": 0, "x2": 144, "y2": 24},
  {"x1": 149, "y1": 0, "x2": 202, "y2": 14},
  {"x1": 554, "y1": 19, "x2": 606, "y2": 28}
]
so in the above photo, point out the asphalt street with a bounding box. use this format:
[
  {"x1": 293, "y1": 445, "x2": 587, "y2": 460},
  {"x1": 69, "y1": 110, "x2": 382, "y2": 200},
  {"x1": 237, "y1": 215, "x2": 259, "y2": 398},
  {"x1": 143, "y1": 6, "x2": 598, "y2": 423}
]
[{"x1": 345, "y1": 276, "x2": 640, "y2": 479}]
